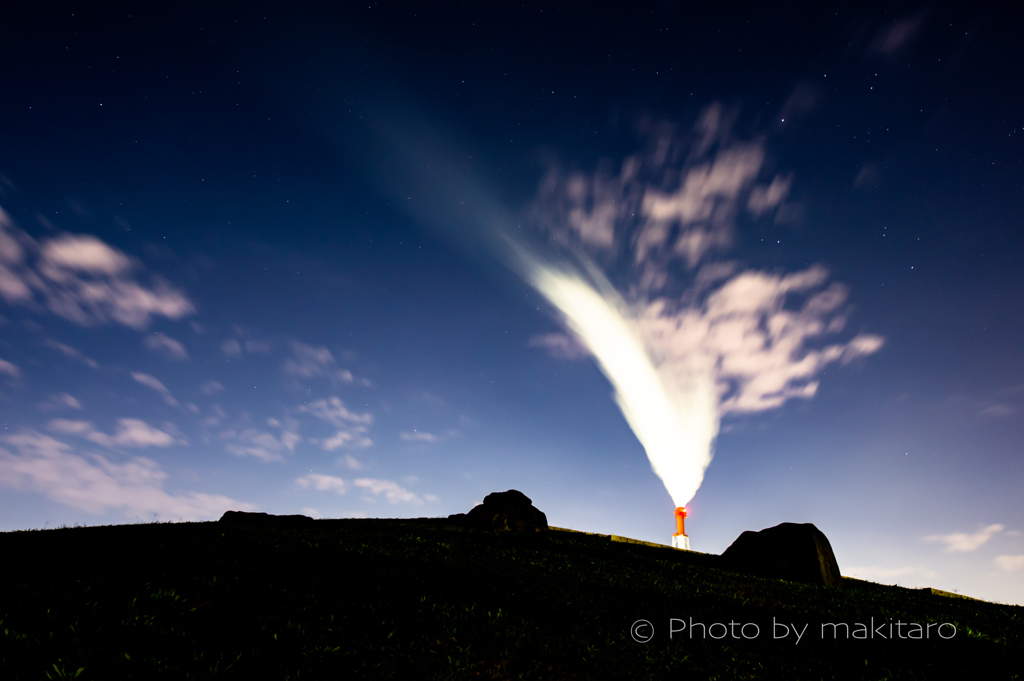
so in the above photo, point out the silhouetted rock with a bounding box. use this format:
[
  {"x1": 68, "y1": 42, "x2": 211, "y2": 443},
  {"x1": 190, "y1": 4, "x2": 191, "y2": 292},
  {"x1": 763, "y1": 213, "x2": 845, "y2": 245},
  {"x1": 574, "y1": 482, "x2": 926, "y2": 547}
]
[
  {"x1": 449, "y1": 490, "x2": 548, "y2": 533},
  {"x1": 721, "y1": 522, "x2": 842, "y2": 587},
  {"x1": 219, "y1": 511, "x2": 315, "y2": 527}
]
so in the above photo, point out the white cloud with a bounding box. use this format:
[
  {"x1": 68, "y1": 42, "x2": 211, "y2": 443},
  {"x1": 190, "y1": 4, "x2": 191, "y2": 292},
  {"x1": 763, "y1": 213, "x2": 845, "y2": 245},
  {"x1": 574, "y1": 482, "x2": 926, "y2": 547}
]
[
  {"x1": 284, "y1": 342, "x2": 336, "y2": 377},
  {"x1": 0, "y1": 210, "x2": 194, "y2": 328},
  {"x1": 747, "y1": 174, "x2": 792, "y2": 217},
  {"x1": 204, "y1": 404, "x2": 226, "y2": 427},
  {"x1": 200, "y1": 380, "x2": 224, "y2": 395},
  {"x1": 284, "y1": 341, "x2": 365, "y2": 384},
  {"x1": 144, "y1": 332, "x2": 188, "y2": 360},
  {"x1": 40, "y1": 234, "x2": 133, "y2": 277},
  {"x1": 528, "y1": 104, "x2": 808, "y2": 278},
  {"x1": 296, "y1": 473, "x2": 347, "y2": 493},
  {"x1": 48, "y1": 419, "x2": 95, "y2": 435},
  {"x1": 854, "y1": 163, "x2": 879, "y2": 189},
  {"x1": 131, "y1": 371, "x2": 178, "y2": 406},
  {"x1": 281, "y1": 431, "x2": 301, "y2": 450},
  {"x1": 300, "y1": 507, "x2": 321, "y2": 519},
  {"x1": 399, "y1": 430, "x2": 438, "y2": 442},
  {"x1": 296, "y1": 397, "x2": 373, "y2": 450},
  {"x1": 532, "y1": 110, "x2": 776, "y2": 271},
  {"x1": 635, "y1": 267, "x2": 884, "y2": 415},
  {"x1": 244, "y1": 340, "x2": 271, "y2": 353},
  {"x1": 924, "y1": 524, "x2": 1004, "y2": 553},
  {"x1": 224, "y1": 428, "x2": 298, "y2": 463},
  {"x1": 643, "y1": 144, "x2": 763, "y2": 218},
  {"x1": 90, "y1": 419, "x2": 178, "y2": 448},
  {"x1": 342, "y1": 454, "x2": 363, "y2": 470},
  {"x1": 980, "y1": 404, "x2": 1014, "y2": 418},
  {"x1": 221, "y1": 339, "x2": 242, "y2": 357},
  {"x1": 353, "y1": 478, "x2": 423, "y2": 504},
  {"x1": 49, "y1": 417, "x2": 178, "y2": 448},
  {"x1": 0, "y1": 429, "x2": 250, "y2": 519},
  {"x1": 0, "y1": 358, "x2": 18, "y2": 377},
  {"x1": 995, "y1": 555, "x2": 1024, "y2": 572},
  {"x1": 41, "y1": 393, "x2": 83, "y2": 410},
  {"x1": 43, "y1": 339, "x2": 99, "y2": 369},
  {"x1": 299, "y1": 397, "x2": 372, "y2": 426},
  {"x1": 528, "y1": 332, "x2": 589, "y2": 360},
  {"x1": 868, "y1": 13, "x2": 925, "y2": 56},
  {"x1": 322, "y1": 429, "x2": 372, "y2": 450}
]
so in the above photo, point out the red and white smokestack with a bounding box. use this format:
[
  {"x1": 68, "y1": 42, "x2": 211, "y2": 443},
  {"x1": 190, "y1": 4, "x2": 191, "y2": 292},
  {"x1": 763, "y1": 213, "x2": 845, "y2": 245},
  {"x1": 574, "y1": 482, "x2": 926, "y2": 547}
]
[{"x1": 671, "y1": 506, "x2": 690, "y2": 550}]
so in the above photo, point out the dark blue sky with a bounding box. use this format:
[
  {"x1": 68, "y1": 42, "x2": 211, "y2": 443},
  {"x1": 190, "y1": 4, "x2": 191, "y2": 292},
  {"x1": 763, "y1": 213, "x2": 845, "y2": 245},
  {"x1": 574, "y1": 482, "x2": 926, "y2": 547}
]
[{"x1": 1, "y1": 1, "x2": 1022, "y2": 604}]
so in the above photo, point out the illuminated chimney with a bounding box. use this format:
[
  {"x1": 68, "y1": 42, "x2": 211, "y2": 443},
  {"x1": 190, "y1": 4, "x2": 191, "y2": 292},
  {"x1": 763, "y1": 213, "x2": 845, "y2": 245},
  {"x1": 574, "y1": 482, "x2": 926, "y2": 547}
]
[{"x1": 671, "y1": 506, "x2": 690, "y2": 550}]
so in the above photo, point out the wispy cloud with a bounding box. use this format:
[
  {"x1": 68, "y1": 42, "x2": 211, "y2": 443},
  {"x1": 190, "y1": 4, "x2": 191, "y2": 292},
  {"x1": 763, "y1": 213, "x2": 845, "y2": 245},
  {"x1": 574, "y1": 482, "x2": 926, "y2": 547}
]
[
  {"x1": 144, "y1": 332, "x2": 188, "y2": 360},
  {"x1": 296, "y1": 473, "x2": 347, "y2": 493},
  {"x1": 399, "y1": 430, "x2": 438, "y2": 442},
  {"x1": 353, "y1": 478, "x2": 423, "y2": 504},
  {"x1": 321, "y1": 430, "x2": 372, "y2": 450},
  {"x1": 0, "y1": 207, "x2": 194, "y2": 328},
  {"x1": 0, "y1": 430, "x2": 245, "y2": 519},
  {"x1": 284, "y1": 341, "x2": 369, "y2": 385},
  {"x1": 995, "y1": 555, "x2": 1024, "y2": 572},
  {"x1": 296, "y1": 473, "x2": 422, "y2": 504},
  {"x1": 49, "y1": 417, "x2": 179, "y2": 448},
  {"x1": 47, "y1": 419, "x2": 94, "y2": 435},
  {"x1": 924, "y1": 524, "x2": 1004, "y2": 553},
  {"x1": 200, "y1": 380, "x2": 224, "y2": 395},
  {"x1": 221, "y1": 339, "x2": 242, "y2": 357},
  {"x1": 223, "y1": 428, "x2": 297, "y2": 463},
  {"x1": 131, "y1": 371, "x2": 178, "y2": 406},
  {"x1": 868, "y1": 13, "x2": 926, "y2": 56},
  {"x1": 528, "y1": 332, "x2": 589, "y2": 360},
  {"x1": 299, "y1": 396, "x2": 373, "y2": 450},
  {"x1": 636, "y1": 266, "x2": 885, "y2": 415},
  {"x1": 980, "y1": 404, "x2": 1014, "y2": 418},
  {"x1": 299, "y1": 397, "x2": 372, "y2": 426},
  {"x1": 532, "y1": 104, "x2": 791, "y2": 271},
  {"x1": 44, "y1": 339, "x2": 99, "y2": 369},
  {"x1": 40, "y1": 393, "x2": 83, "y2": 410},
  {"x1": 0, "y1": 358, "x2": 18, "y2": 377}
]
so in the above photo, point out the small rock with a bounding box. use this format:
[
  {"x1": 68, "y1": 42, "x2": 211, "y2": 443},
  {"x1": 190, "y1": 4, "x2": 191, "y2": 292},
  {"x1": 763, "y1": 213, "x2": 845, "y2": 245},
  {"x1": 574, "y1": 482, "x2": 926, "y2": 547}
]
[
  {"x1": 721, "y1": 522, "x2": 842, "y2": 586},
  {"x1": 219, "y1": 510, "x2": 315, "y2": 527},
  {"x1": 450, "y1": 490, "x2": 548, "y2": 533}
]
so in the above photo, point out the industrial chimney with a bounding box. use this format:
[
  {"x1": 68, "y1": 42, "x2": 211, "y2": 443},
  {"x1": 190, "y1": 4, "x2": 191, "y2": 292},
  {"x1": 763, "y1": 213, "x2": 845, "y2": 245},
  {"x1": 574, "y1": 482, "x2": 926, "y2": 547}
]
[{"x1": 672, "y1": 506, "x2": 690, "y2": 550}]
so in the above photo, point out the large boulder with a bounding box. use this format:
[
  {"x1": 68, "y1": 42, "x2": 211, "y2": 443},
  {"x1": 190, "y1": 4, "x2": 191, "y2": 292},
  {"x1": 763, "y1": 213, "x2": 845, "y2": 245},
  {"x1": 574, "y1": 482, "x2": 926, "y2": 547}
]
[
  {"x1": 219, "y1": 510, "x2": 315, "y2": 528},
  {"x1": 449, "y1": 490, "x2": 548, "y2": 533},
  {"x1": 720, "y1": 522, "x2": 842, "y2": 587}
]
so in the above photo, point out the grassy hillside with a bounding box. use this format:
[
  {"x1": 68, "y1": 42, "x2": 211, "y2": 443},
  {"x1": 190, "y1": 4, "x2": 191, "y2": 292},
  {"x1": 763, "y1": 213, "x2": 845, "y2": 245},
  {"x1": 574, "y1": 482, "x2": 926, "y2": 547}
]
[{"x1": 1, "y1": 519, "x2": 1021, "y2": 680}]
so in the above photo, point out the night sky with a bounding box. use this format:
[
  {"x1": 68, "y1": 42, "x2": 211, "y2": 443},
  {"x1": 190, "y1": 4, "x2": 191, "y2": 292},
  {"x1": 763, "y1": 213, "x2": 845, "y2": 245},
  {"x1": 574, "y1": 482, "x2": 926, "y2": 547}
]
[{"x1": 2, "y1": 2, "x2": 1022, "y2": 605}]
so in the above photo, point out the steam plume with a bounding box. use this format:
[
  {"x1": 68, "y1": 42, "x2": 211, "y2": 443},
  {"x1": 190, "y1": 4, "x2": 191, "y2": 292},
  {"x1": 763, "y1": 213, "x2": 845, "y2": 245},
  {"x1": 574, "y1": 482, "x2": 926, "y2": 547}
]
[
  {"x1": 368, "y1": 103, "x2": 884, "y2": 509},
  {"x1": 499, "y1": 105, "x2": 883, "y2": 508},
  {"x1": 504, "y1": 238, "x2": 718, "y2": 507}
]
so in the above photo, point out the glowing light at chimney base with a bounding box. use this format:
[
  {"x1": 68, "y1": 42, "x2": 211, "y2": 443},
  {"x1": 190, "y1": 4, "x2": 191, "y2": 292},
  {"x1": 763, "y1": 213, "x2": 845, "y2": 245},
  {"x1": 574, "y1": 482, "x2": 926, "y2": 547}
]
[{"x1": 672, "y1": 506, "x2": 690, "y2": 550}]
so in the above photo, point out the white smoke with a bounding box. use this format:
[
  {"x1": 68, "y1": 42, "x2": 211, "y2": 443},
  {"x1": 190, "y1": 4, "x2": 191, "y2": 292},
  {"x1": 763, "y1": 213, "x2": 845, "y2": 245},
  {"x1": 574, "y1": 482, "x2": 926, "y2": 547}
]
[
  {"x1": 367, "y1": 102, "x2": 884, "y2": 509},
  {"x1": 505, "y1": 238, "x2": 718, "y2": 507},
  {"x1": 508, "y1": 105, "x2": 883, "y2": 508}
]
